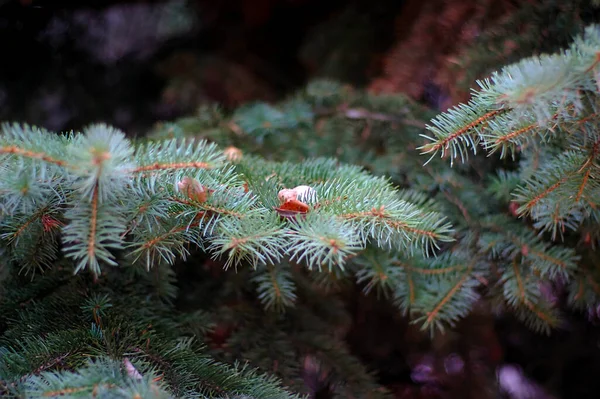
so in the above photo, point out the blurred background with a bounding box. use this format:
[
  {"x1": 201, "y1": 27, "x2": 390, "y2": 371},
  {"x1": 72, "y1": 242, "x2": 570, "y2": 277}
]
[
  {"x1": 1, "y1": 0, "x2": 400, "y2": 134},
  {"x1": 2, "y1": 0, "x2": 590, "y2": 136}
]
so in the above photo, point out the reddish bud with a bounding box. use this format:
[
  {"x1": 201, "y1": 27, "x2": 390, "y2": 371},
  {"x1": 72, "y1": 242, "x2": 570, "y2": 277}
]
[{"x1": 41, "y1": 214, "x2": 63, "y2": 232}]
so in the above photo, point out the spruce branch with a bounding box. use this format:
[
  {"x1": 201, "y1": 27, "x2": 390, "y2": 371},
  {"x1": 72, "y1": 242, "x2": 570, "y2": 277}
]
[
  {"x1": 127, "y1": 218, "x2": 200, "y2": 272},
  {"x1": 568, "y1": 259, "x2": 600, "y2": 309},
  {"x1": 2, "y1": 118, "x2": 452, "y2": 276},
  {"x1": 253, "y1": 263, "x2": 297, "y2": 312},
  {"x1": 419, "y1": 102, "x2": 502, "y2": 165},
  {"x1": 501, "y1": 258, "x2": 561, "y2": 334},
  {"x1": 353, "y1": 248, "x2": 404, "y2": 298},
  {"x1": 419, "y1": 25, "x2": 600, "y2": 162},
  {"x1": 409, "y1": 253, "x2": 481, "y2": 335},
  {"x1": 21, "y1": 358, "x2": 171, "y2": 399},
  {"x1": 60, "y1": 125, "x2": 133, "y2": 274},
  {"x1": 287, "y1": 214, "x2": 363, "y2": 272},
  {"x1": 419, "y1": 25, "x2": 600, "y2": 239},
  {"x1": 208, "y1": 213, "x2": 288, "y2": 270},
  {"x1": 479, "y1": 216, "x2": 579, "y2": 279},
  {"x1": 0, "y1": 123, "x2": 73, "y2": 168}
]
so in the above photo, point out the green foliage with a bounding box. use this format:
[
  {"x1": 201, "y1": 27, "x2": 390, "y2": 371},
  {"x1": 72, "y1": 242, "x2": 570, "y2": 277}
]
[
  {"x1": 0, "y1": 266, "x2": 302, "y2": 399},
  {"x1": 0, "y1": 120, "x2": 452, "y2": 278},
  {"x1": 21, "y1": 358, "x2": 171, "y2": 399},
  {"x1": 419, "y1": 24, "x2": 600, "y2": 331},
  {"x1": 0, "y1": 85, "x2": 449, "y2": 396},
  {"x1": 421, "y1": 24, "x2": 600, "y2": 237},
  {"x1": 147, "y1": 26, "x2": 600, "y2": 338},
  {"x1": 3, "y1": 22, "x2": 600, "y2": 398}
]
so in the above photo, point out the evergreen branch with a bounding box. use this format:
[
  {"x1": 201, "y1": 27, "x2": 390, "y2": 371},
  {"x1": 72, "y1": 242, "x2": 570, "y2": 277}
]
[
  {"x1": 512, "y1": 150, "x2": 596, "y2": 237},
  {"x1": 88, "y1": 181, "x2": 100, "y2": 264},
  {"x1": 62, "y1": 196, "x2": 127, "y2": 275},
  {"x1": 1, "y1": 212, "x2": 61, "y2": 275},
  {"x1": 129, "y1": 161, "x2": 213, "y2": 173},
  {"x1": 392, "y1": 258, "x2": 426, "y2": 315},
  {"x1": 353, "y1": 249, "x2": 403, "y2": 297},
  {"x1": 510, "y1": 258, "x2": 527, "y2": 302},
  {"x1": 3, "y1": 119, "x2": 452, "y2": 276},
  {"x1": 2, "y1": 204, "x2": 55, "y2": 244},
  {"x1": 128, "y1": 220, "x2": 199, "y2": 270},
  {"x1": 340, "y1": 209, "x2": 435, "y2": 237},
  {"x1": 0, "y1": 329, "x2": 91, "y2": 384},
  {"x1": 568, "y1": 261, "x2": 600, "y2": 308},
  {"x1": 0, "y1": 123, "x2": 73, "y2": 168},
  {"x1": 287, "y1": 214, "x2": 364, "y2": 271},
  {"x1": 502, "y1": 258, "x2": 561, "y2": 333},
  {"x1": 209, "y1": 213, "x2": 288, "y2": 270},
  {"x1": 253, "y1": 263, "x2": 298, "y2": 312},
  {"x1": 0, "y1": 146, "x2": 69, "y2": 168},
  {"x1": 396, "y1": 261, "x2": 467, "y2": 276},
  {"x1": 0, "y1": 162, "x2": 64, "y2": 215},
  {"x1": 574, "y1": 137, "x2": 600, "y2": 201},
  {"x1": 479, "y1": 217, "x2": 579, "y2": 279},
  {"x1": 311, "y1": 177, "x2": 454, "y2": 253},
  {"x1": 138, "y1": 338, "x2": 301, "y2": 399},
  {"x1": 575, "y1": 168, "x2": 592, "y2": 202},
  {"x1": 441, "y1": 190, "x2": 474, "y2": 225},
  {"x1": 519, "y1": 174, "x2": 572, "y2": 213},
  {"x1": 124, "y1": 179, "x2": 172, "y2": 234},
  {"x1": 169, "y1": 197, "x2": 246, "y2": 219},
  {"x1": 486, "y1": 170, "x2": 522, "y2": 202},
  {"x1": 426, "y1": 271, "x2": 470, "y2": 322},
  {"x1": 420, "y1": 107, "x2": 505, "y2": 163},
  {"x1": 480, "y1": 112, "x2": 559, "y2": 159},
  {"x1": 60, "y1": 125, "x2": 133, "y2": 274},
  {"x1": 415, "y1": 257, "x2": 479, "y2": 334},
  {"x1": 294, "y1": 332, "x2": 390, "y2": 399},
  {"x1": 8, "y1": 45, "x2": 600, "y2": 397},
  {"x1": 22, "y1": 358, "x2": 171, "y2": 399},
  {"x1": 494, "y1": 122, "x2": 539, "y2": 145},
  {"x1": 420, "y1": 25, "x2": 600, "y2": 170},
  {"x1": 132, "y1": 138, "x2": 226, "y2": 175}
]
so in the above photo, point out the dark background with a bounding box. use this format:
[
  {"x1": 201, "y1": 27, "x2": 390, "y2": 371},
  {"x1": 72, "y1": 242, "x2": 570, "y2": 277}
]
[{"x1": 0, "y1": 0, "x2": 404, "y2": 135}]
